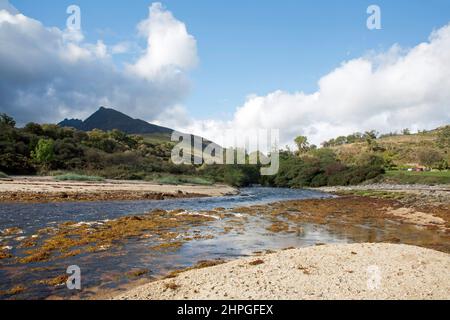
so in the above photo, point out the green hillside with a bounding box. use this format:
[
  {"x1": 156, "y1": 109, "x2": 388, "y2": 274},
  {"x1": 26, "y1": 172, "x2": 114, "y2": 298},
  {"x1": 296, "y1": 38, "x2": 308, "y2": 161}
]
[
  {"x1": 383, "y1": 170, "x2": 450, "y2": 185},
  {"x1": 1, "y1": 108, "x2": 449, "y2": 187},
  {"x1": 328, "y1": 126, "x2": 450, "y2": 169},
  {"x1": 0, "y1": 112, "x2": 257, "y2": 187}
]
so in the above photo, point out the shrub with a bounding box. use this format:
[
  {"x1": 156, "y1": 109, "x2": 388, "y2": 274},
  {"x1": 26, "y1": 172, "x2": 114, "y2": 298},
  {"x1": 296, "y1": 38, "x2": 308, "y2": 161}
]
[
  {"x1": 31, "y1": 139, "x2": 55, "y2": 170},
  {"x1": 0, "y1": 171, "x2": 9, "y2": 179},
  {"x1": 310, "y1": 173, "x2": 328, "y2": 187},
  {"x1": 0, "y1": 153, "x2": 35, "y2": 175},
  {"x1": 155, "y1": 175, "x2": 213, "y2": 186},
  {"x1": 0, "y1": 113, "x2": 15, "y2": 127},
  {"x1": 54, "y1": 174, "x2": 105, "y2": 182},
  {"x1": 417, "y1": 148, "x2": 443, "y2": 169},
  {"x1": 223, "y1": 165, "x2": 260, "y2": 187},
  {"x1": 437, "y1": 126, "x2": 450, "y2": 149}
]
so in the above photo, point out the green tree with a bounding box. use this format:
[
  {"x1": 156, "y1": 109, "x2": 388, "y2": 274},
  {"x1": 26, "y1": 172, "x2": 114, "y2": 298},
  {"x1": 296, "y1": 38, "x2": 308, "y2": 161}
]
[
  {"x1": 334, "y1": 136, "x2": 347, "y2": 145},
  {"x1": 356, "y1": 153, "x2": 385, "y2": 167},
  {"x1": 437, "y1": 126, "x2": 450, "y2": 149},
  {"x1": 438, "y1": 159, "x2": 449, "y2": 171},
  {"x1": 417, "y1": 148, "x2": 443, "y2": 169},
  {"x1": 0, "y1": 113, "x2": 15, "y2": 127},
  {"x1": 32, "y1": 139, "x2": 55, "y2": 170},
  {"x1": 24, "y1": 122, "x2": 44, "y2": 135},
  {"x1": 294, "y1": 136, "x2": 310, "y2": 154},
  {"x1": 364, "y1": 130, "x2": 378, "y2": 140},
  {"x1": 347, "y1": 132, "x2": 364, "y2": 144}
]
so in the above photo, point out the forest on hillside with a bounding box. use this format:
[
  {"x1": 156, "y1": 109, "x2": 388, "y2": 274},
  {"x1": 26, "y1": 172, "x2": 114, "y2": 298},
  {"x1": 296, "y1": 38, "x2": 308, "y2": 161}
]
[{"x1": 1, "y1": 113, "x2": 449, "y2": 187}]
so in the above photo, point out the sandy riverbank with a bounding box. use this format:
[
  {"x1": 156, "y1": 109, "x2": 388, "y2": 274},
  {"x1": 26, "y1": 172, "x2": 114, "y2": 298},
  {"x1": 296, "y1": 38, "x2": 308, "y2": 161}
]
[
  {"x1": 0, "y1": 176, "x2": 238, "y2": 203},
  {"x1": 114, "y1": 243, "x2": 450, "y2": 300},
  {"x1": 313, "y1": 183, "x2": 450, "y2": 199}
]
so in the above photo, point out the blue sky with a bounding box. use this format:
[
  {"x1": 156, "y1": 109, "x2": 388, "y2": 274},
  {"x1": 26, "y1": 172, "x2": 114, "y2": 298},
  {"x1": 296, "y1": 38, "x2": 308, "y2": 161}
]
[
  {"x1": 11, "y1": 0, "x2": 450, "y2": 120},
  {"x1": 2, "y1": 0, "x2": 450, "y2": 145}
]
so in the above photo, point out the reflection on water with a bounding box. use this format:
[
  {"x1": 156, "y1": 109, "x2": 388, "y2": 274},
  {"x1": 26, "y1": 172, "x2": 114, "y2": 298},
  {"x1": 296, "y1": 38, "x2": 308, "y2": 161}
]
[
  {"x1": 0, "y1": 187, "x2": 446, "y2": 300},
  {"x1": 0, "y1": 188, "x2": 329, "y2": 233}
]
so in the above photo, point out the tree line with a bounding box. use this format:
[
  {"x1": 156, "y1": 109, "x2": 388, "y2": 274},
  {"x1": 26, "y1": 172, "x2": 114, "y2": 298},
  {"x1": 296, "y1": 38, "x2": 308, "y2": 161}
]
[{"x1": 2, "y1": 113, "x2": 447, "y2": 187}]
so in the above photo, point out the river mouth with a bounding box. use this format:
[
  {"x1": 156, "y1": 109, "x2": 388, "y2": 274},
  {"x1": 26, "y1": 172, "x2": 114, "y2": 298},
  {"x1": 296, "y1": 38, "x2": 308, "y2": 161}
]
[{"x1": 0, "y1": 187, "x2": 447, "y2": 300}]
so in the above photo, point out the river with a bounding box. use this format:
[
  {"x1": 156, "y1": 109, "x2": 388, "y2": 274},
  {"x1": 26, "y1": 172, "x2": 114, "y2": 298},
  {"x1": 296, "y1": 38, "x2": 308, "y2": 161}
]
[{"x1": 0, "y1": 187, "x2": 441, "y2": 300}]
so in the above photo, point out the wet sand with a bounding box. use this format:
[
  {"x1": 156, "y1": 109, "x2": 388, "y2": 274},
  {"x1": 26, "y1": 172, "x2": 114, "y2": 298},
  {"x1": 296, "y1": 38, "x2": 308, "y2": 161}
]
[
  {"x1": 114, "y1": 243, "x2": 450, "y2": 300},
  {"x1": 113, "y1": 188, "x2": 450, "y2": 300},
  {"x1": 2, "y1": 183, "x2": 449, "y2": 299},
  {"x1": 313, "y1": 184, "x2": 450, "y2": 207},
  {"x1": 0, "y1": 176, "x2": 238, "y2": 203}
]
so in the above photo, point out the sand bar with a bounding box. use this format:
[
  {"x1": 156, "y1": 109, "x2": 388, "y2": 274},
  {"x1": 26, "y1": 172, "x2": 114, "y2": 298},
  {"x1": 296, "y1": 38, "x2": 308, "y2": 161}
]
[
  {"x1": 114, "y1": 243, "x2": 450, "y2": 300},
  {"x1": 0, "y1": 176, "x2": 238, "y2": 203}
]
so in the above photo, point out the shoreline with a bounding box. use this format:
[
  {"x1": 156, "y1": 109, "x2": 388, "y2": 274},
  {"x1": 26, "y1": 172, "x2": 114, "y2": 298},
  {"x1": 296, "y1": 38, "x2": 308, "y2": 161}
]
[
  {"x1": 112, "y1": 185, "x2": 450, "y2": 300},
  {"x1": 113, "y1": 243, "x2": 450, "y2": 300},
  {"x1": 312, "y1": 183, "x2": 450, "y2": 199},
  {"x1": 0, "y1": 176, "x2": 238, "y2": 203},
  {"x1": 1, "y1": 182, "x2": 449, "y2": 299}
]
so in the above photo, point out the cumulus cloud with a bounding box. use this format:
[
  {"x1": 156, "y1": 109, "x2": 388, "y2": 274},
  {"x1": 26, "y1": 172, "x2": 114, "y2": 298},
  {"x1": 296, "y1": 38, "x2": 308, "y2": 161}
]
[
  {"x1": 111, "y1": 41, "x2": 140, "y2": 55},
  {"x1": 0, "y1": 2, "x2": 198, "y2": 125},
  {"x1": 0, "y1": 0, "x2": 18, "y2": 14},
  {"x1": 167, "y1": 23, "x2": 450, "y2": 147},
  {"x1": 2, "y1": 0, "x2": 449, "y2": 149},
  {"x1": 126, "y1": 2, "x2": 198, "y2": 80}
]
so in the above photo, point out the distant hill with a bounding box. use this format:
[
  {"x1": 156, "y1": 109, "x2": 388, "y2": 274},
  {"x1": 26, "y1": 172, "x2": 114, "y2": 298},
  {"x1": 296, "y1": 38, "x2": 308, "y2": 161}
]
[
  {"x1": 58, "y1": 107, "x2": 221, "y2": 160},
  {"x1": 330, "y1": 126, "x2": 450, "y2": 168},
  {"x1": 58, "y1": 107, "x2": 173, "y2": 135}
]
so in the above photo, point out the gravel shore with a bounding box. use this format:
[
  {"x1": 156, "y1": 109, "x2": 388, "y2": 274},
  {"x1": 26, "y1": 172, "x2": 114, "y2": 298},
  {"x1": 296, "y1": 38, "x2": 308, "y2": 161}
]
[
  {"x1": 0, "y1": 176, "x2": 238, "y2": 203},
  {"x1": 114, "y1": 243, "x2": 450, "y2": 300},
  {"x1": 314, "y1": 183, "x2": 450, "y2": 192},
  {"x1": 313, "y1": 183, "x2": 450, "y2": 201}
]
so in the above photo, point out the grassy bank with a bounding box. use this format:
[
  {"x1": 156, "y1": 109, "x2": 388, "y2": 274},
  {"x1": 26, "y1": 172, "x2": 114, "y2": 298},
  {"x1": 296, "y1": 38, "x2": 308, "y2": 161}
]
[
  {"x1": 382, "y1": 170, "x2": 450, "y2": 185},
  {"x1": 50, "y1": 171, "x2": 214, "y2": 186},
  {"x1": 152, "y1": 175, "x2": 214, "y2": 186},
  {"x1": 53, "y1": 174, "x2": 105, "y2": 182},
  {"x1": 0, "y1": 171, "x2": 9, "y2": 179}
]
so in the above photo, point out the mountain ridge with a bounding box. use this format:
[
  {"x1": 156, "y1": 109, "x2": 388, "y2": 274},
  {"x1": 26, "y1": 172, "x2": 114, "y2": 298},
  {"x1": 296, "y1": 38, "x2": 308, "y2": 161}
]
[{"x1": 58, "y1": 107, "x2": 174, "y2": 135}]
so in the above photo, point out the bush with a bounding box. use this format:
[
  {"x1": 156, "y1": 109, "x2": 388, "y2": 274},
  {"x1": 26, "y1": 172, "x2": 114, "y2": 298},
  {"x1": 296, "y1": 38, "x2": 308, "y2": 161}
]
[
  {"x1": 31, "y1": 139, "x2": 55, "y2": 170},
  {"x1": 223, "y1": 168, "x2": 246, "y2": 187},
  {"x1": 417, "y1": 148, "x2": 443, "y2": 169},
  {"x1": 223, "y1": 165, "x2": 260, "y2": 187},
  {"x1": 383, "y1": 170, "x2": 450, "y2": 185},
  {"x1": 267, "y1": 151, "x2": 385, "y2": 188},
  {"x1": 0, "y1": 112, "x2": 388, "y2": 187},
  {"x1": 310, "y1": 173, "x2": 328, "y2": 187},
  {"x1": 154, "y1": 175, "x2": 214, "y2": 186},
  {"x1": 54, "y1": 174, "x2": 105, "y2": 182},
  {"x1": 0, "y1": 171, "x2": 9, "y2": 179}
]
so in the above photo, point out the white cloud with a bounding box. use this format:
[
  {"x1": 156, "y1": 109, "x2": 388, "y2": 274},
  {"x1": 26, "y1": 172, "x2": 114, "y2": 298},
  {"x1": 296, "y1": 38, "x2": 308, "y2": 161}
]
[
  {"x1": 0, "y1": 3, "x2": 198, "y2": 125},
  {"x1": 111, "y1": 41, "x2": 133, "y2": 54},
  {"x1": 126, "y1": 2, "x2": 198, "y2": 80},
  {"x1": 0, "y1": 0, "x2": 18, "y2": 15},
  {"x1": 2, "y1": 0, "x2": 449, "y2": 149},
  {"x1": 164, "y1": 23, "x2": 450, "y2": 147},
  {"x1": 62, "y1": 28, "x2": 84, "y2": 43}
]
